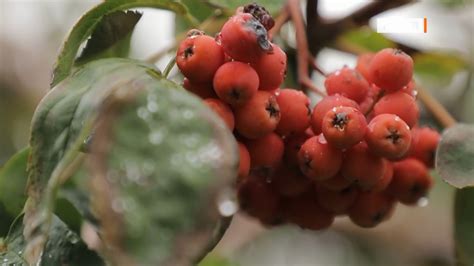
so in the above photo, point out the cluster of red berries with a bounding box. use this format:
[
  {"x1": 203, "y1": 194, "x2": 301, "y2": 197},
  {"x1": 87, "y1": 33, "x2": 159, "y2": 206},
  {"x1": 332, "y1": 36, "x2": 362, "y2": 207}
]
[{"x1": 176, "y1": 4, "x2": 440, "y2": 230}]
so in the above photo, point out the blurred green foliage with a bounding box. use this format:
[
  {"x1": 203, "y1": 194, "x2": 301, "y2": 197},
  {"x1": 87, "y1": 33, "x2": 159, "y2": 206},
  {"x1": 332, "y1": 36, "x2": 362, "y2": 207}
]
[{"x1": 414, "y1": 52, "x2": 469, "y2": 87}]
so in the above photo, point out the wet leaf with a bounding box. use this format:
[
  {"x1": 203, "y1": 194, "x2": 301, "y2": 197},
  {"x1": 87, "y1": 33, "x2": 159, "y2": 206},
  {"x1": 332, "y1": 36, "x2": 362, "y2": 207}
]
[
  {"x1": 0, "y1": 147, "x2": 29, "y2": 218},
  {"x1": 435, "y1": 124, "x2": 474, "y2": 188},
  {"x1": 454, "y1": 187, "x2": 474, "y2": 265},
  {"x1": 51, "y1": 0, "x2": 197, "y2": 86},
  {"x1": 75, "y1": 11, "x2": 142, "y2": 64},
  {"x1": 0, "y1": 214, "x2": 104, "y2": 266},
  {"x1": 88, "y1": 65, "x2": 238, "y2": 265},
  {"x1": 414, "y1": 52, "x2": 468, "y2": 86}
]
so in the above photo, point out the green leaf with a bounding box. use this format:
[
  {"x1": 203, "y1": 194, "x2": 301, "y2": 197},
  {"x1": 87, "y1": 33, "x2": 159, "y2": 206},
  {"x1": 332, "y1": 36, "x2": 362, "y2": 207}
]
[
  {"x1": 435, "y1": 124, "x2": 474, "y2": 188},
  {"x1": 0, "y1": 147, "x2": 29, "y2": 217},
  {"x1": 0, "y1": 214, "x2": 104, "y2": 266},
  {"x1": 455, "y1": 187, "x2": 474, "y2": 265},
  {"x1": 87, "y1": 64, "x2": 238, "y2": 264},
  {"x1": 75, "y1": 11, "x2": 142, "y2": 65},
  {"x1": 26, "y1": 58, "x2": 238, "y2": 265},
  {"x1": 51, "y1": 0, "x2": 198, "y2": 87},
  {"x1": 338, "y1": 27, "x2": 396, "y2": 53},
  {"x1": 175, "y1": 0, "x2": 214, "y2": 34},
  {"x1": 205, "y1": 0, "x2": 284, "y2": 13},
  {"x1": 199, "y1": 255, "x2": 237, "y2": 266},
  {"x1": 414, "y1": 52, "x2": 468, "y2": 86}
]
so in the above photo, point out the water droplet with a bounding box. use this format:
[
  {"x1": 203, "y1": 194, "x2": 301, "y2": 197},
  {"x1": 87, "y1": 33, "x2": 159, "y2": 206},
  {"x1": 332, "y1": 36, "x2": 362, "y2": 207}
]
[
  {"x1": 265, "y1": 176, "x2": 272, "y2": 183},
  {"x1": 217, "y1": 189, "x2": 238, "y2": 217},
  {"x1": 417, "y1": 197, "x2": 429, "y2": 207},
  {"x1": 149, "y1": 130, "x2": 165, "y2": 145},
  {"x1": 137, "y1": 107, "x2": 150, "y2": 121},
  {"x1": 112, "y1": 199, "x2": 125, "y2": 213},
  {"x1": 182, "y1": 109, "x2": 195, "y2": 120},
  {"x1": 147, "y1": 101, "x2": 159, "y2": 113}
]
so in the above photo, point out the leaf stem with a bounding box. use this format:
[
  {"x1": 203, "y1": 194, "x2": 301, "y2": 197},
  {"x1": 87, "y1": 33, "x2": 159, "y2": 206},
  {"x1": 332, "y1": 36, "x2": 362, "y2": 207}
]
[{"x1": 163, "y1": 57, "x2": 176, "y2": 78}]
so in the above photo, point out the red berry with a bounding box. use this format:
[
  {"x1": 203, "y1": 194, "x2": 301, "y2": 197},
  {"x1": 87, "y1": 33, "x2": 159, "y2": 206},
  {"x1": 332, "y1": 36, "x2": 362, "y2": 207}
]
[
  {"x1": 402, "y1": 79, "x2": 417, "y2": 98},
  {"x1": 204, "y1": 98, "x2": 235, "y2": 130},
  {"x1": 407, "y1": 127, "x2": 440, "y2": 168},
  {"x1": 321, "y1": 106, "x2": 367, "y2": 149},
  {"x1": 349, "y1": 191, "x2": 396, "y2": 228},
  {"x1": 373, "y1": 91, "x2": 419, "y2": 128},
  {"x1": 316, "y1": 185, "x2": 359, "y2": 215},
  {"x1": 359, "y1": 84, "x2": 381, "y2": 115},
  {"x1": 251, "y1": 44, "x2": 287, "y2": 90},
  {"x1": 237, "y1": 142, "x2": 251, "y2": 182},
  {"x1": 245, "y1": 133, "x2": 284, "y2": 169},
  {"x1": 366, "y1": 114, "x2": 412, "y2": 159},
  {"x1": 341, "y1": 142, "x2": 386, "y2": 190},
  {"x1": 182, "y1": 78, "x2": 216, "y2": 99},
  {"x1": 241, "y1": 3, "x2": 275, "y2": 31},
  {"x1": 368, "y1": 48, "x2": 413, "y2": 92},
  {"x1": 282, "y1": 192, "x2": 334, "y2": 230},
  {"x1": 234, "y1": 91, "x2": 281, "y2": 139},
  {"x1": 311, "y1": 95, "x2": 359, "y2": 134},
  {"x1": 356, "y1": 53, "x2": 374, "y2": 83},
  {"x1": 213, "y1": 61, "x2": 259, "y2": 106},
  {"x1": 389, "y1": 158, "x2": 433, "y2": 205},
  {"x1": 176, "y1": 30, "x2": 225, "y2": 83},
  {"x1": 271, "y1": 164, "x2": 311, "y2": 197},
  {"x1": 325, "y1": 66, "x2": 369, "y2": 103},
  {"x1": 319, "y1": 173, "x2": 354, "y2": 192},
  {"x1": 275, "y1": 89, "x2": 311, "y2": 136},
  {"x1": 220, "y1": 13, "x2": 272, "y2": 63},
  {"x1": 371, "y1": 162, "x2": 394, "y2": 192},
  {"x1": 283, "y1": 128, "x2": 314, "y2": 165},
  {"x1": 298, "y1": 134, "x2": 343, "y2": 181},
  {"x1": 238, "y1": 174, "x2": 280, "y2": 224}
]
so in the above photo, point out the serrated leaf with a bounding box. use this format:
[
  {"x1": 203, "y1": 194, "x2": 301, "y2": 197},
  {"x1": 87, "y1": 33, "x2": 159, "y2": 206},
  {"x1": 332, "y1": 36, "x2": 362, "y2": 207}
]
[
  {"x1": 414, "y1": 52, "x2": 468, "y2": 86},
  {"x1": 51, "y1": 0, "x2": 198, "y2": 87},
  {"x1": 75, "y1": 11, "x2": 142, "y2": 64},
  {"x1": 0, "y1": 147, "x2": 29, "y2": 218},
  {"x1": 435, "y1": 124, "x2": 474, "y2": 188},
  {"x1": 205, "y1": 0, "x2": 284, "y2": 13},
  {"x1": 454, "y1": 187, "x2": 474, "y2": 266},
  {"x1": 0, "y1": 214, "x2": 104, "y2": 266},
  {"x1": 338, "y1": 27, "x2": 396, "y2": 53}
]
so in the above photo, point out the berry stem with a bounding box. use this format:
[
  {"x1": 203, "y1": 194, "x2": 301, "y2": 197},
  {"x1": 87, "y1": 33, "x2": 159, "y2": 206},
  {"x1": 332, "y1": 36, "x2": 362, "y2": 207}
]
[
  {"x1": 416, "y1": 85, "x2": 457, "y2": 128},
  {"x1": 287, "y1": 0, "x2": 325, "y2": 96},
  {"x1": 268, "y1": 5, "x2": 290, "y2": 39},
  {"x1": 163, "y1": 57, "x2": 176, "y2": 78}
]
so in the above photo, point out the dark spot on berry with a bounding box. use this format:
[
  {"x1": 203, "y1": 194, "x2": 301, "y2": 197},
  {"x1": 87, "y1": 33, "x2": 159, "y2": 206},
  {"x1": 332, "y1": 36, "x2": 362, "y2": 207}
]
[
  {"x1": 306, "y1": 105, "x2": 311, "y2": 117},
  {"x1": 340, "y1": 186, "x2": 353, "y2": 195},
  {"x1": 266, "y1": 101, "x2": 280, "y2": 118},
  {"x1": 410, "y1": 183, "x2": 423, "y2": 195},
  {"x1": 332, "y1": 112, "x2": 348, "y2": 130},
  {"x1": 183, "y1": 46, "x2": 194, "y2": 59},
  {"x1": 393, "y1": 49, "x2": 404, "y2": 55},
  {"x1": 386, "y1": 129, "x2": 402, "y2": 144},
  {"x1": 246, "y1": 18, "x2": 272, "y2": 52},
  {"x1": 372, "y1": 211, "x2": 384, "y2": 223},
  {"x1": 230, "y1": 88, "x2": 241, "y2": 100},
  {"x1": 303, "y1": 156, "x2": 313, "y2": 171}
]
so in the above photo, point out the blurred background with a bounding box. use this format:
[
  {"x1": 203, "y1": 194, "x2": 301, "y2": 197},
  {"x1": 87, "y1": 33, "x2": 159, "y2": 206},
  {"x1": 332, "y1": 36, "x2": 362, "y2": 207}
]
[{"x1": 0, "y1": 0, "x2": 472, "y2": 265}]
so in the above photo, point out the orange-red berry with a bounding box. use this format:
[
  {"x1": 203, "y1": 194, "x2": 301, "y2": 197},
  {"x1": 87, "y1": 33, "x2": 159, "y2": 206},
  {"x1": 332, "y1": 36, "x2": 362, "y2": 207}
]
[
  {"x1": 234, "y1": 91, "x2": 281, "y2": 139},
  {"x1": 298, "y1": 134, "x2": 343, "y2": 181},
  {"x1": 349, "y1": 192, "x2": 396, "y2": 228},
  {"x1": 204, "y1": 98, "x2": 235, "y2": 130},
  {"x1": 213, "y1": 61, "x2": 259, "y2": 106},
  {"x1": 389, "y1": 158, "x2": 433, "y2": 205},
  {"x1": 373, "y1": 91, "x2": 419, "y2": 128},
  {"x1": 325, "y1": 66, "x2": 369, "y2": 103},
  {"x1": 251, "y1": 44, "x2": 287, "y2": 90},
  {"x1": 366, "y1": 114, "x2": 412, "y2": 159},
  {"x1": 311, "y1": 95, "x2": 359, "y2": 134},
  {"x1": 275, "y1": 89, "x2": 311, "y2": 136},
  {"x1": 245, "y1": 133, "x2": 284, "y2": 169},
  {"x1": 369, "y1": 48, "x2": 413, "y2": 92},
  {"x1": 321, "y1": 106, "x2": 367, "y2": 149},
  {"x1": 176, "y1": 30, "x2": 225, "y2": 83}
]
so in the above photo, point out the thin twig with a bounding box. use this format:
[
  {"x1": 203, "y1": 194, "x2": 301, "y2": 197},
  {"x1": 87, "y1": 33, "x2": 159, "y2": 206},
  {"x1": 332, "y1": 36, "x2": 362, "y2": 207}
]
[
  {"x1": 163, "y1": 57, "x2": 176, "y2": 78},
  {"x1": 416, "y1": 85, "x2": 457, "y2": 128},
  {"x1": 268, "y1": 5, "x2": 290, "y2": 39},
  {"x1": 287, "y1": 0, "x2": 325, "y2": 95}
]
